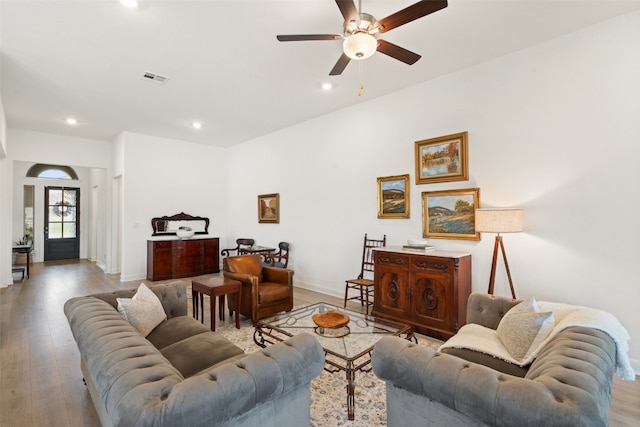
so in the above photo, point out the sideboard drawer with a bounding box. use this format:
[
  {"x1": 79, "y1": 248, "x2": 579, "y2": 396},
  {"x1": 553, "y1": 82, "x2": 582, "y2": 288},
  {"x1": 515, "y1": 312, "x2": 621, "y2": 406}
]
[
  {"x1": 411, "y1": 257, "x2": 453, "y2": 273},
  {"x1": 375, "y1": 252, "x2": 409, "y2": 268}
]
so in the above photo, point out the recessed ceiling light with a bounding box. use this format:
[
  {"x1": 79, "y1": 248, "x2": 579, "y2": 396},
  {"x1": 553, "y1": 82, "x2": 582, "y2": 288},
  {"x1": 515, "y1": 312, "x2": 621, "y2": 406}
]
[
  {"x1": 66, "y1": 118, "x2": 77, "y2": 125},
  {"x1": 192, "y1": 122, "x2": 202, "y2": 129},
  {"x1": 120, "y1": 0, "x2": 138, "y2": 8},
  {"x1": 322, "y1": 82, "x2": 332, "y2": 91}
]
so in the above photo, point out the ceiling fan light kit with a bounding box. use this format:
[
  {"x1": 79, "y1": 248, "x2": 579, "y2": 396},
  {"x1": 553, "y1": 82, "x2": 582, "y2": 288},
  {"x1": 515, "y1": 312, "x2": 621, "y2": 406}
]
[
  {"x1": 343, "y1": 33, "x2": 377, "y2": 60},
  {"x1": 276, "y1": 0, "x2": 448, "y2": 76}
]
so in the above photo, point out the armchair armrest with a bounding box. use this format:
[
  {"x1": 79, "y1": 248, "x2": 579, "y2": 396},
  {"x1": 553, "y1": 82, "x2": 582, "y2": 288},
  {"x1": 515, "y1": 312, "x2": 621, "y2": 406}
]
[
  {"x1": 223, "y1": 271, "x2": 258, "y2": 286},
  {"x1": 263, "y1": 266, "x2": 293, "y2": 284}
]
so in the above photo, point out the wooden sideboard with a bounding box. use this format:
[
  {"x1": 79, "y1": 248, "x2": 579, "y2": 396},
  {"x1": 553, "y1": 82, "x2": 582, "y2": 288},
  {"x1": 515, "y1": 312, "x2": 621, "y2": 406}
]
[
  {"x1": 372, "y1": 247, "x2": 471, "y2": 340},
  {"x1": 147, "y1": 237, "x2": 220, "y2": 281}
]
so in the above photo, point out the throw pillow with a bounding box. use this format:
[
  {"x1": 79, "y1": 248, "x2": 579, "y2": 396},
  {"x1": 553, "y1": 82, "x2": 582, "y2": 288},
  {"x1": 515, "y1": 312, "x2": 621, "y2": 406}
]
[
  {"x1": 496, "y1": 297, "x2": 554, "y2": 362},
  {"x1": 117, "y1": 283, "x2": 167, "y2": 337}
]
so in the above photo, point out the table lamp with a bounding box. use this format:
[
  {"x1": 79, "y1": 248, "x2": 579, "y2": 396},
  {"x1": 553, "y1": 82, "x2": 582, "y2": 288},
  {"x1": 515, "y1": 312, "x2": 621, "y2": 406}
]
[{"x1": 475, "y1": 208, "x2": 524, "y2": 299}]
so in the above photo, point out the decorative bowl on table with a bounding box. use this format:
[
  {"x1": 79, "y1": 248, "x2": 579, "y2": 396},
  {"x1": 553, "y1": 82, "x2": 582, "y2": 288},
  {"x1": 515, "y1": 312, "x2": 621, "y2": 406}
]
[
  {"x1": 312, "y1": 310, "x2": 350, "y2": 329},
  {"x1": 176, "y1": 227, "x2": 195, "y2": 239}
]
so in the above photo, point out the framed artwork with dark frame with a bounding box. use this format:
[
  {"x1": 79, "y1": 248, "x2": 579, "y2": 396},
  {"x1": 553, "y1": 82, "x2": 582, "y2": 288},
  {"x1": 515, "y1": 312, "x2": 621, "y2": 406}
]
[
  {"x1": 414, "y1": 131, "x2": 469, "y2": 184},
  {"x1": 421, "y1": 188, "x2": 480, "y2": 240},
  {"x1": 377, "y1": 174, "x2": 410, "y2": 219},
  {"x1": 258, "y1": 193, "x2": 279, "y2": 223}
]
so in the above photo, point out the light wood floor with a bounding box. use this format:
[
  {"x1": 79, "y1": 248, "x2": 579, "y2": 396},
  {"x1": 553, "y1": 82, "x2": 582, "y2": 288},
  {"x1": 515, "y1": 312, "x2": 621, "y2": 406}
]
[{"x1": 1, "y1": 260, "x2": 638, "y2": 426}]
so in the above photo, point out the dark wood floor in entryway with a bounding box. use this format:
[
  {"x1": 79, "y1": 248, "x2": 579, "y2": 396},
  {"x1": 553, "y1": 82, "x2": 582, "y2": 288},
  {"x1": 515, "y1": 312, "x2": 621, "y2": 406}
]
[{"x1": 1, "y1": 260, "x2": 638, "y2": 426}]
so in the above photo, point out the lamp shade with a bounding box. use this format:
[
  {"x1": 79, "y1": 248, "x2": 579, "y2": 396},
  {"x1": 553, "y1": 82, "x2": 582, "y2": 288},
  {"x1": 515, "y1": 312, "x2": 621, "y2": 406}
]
[
  {"x1": 343, "y1": 33, "x2": 377, "y2": 60},
  {"x1": 475, "y1": 208, "x2": 524, "y2": 233}
]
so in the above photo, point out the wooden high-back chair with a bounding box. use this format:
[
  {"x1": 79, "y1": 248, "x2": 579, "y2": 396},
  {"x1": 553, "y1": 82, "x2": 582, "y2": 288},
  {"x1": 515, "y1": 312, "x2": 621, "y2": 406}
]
[
  {"x1": 220, "y1": 238, "x2": 255, "y2": 257},
  {"x1": 343, "y1": 233, "x2": 386, "y2": 315},
  {"x1": 263, "y1": 242, "x2": 290, "y2": 268}
]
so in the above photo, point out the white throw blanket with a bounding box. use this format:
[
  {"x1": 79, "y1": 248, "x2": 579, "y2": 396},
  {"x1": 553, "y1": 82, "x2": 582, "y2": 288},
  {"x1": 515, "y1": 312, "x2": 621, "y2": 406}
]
[{"x1": 439, "y1": 301, "x2": 635, "y2": 380}]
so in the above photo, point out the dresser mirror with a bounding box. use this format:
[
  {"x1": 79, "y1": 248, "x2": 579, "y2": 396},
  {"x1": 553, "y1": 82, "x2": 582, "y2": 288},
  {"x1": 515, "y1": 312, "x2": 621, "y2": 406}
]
[{"x1": 151, "y1": 212, "x2": 209, "y2": 236}]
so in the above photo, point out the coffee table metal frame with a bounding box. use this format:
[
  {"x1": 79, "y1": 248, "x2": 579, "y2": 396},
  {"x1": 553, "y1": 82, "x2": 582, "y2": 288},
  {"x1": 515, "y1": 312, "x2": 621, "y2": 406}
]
[{"x1": 254, "y1": 302, "x2": 414, "y2": 420}]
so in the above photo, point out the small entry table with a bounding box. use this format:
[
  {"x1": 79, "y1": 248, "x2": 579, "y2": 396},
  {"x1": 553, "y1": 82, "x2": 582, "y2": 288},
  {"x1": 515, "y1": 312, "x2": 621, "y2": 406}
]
[
  {"x1": 192, "y1": 277, "x2": 242, "y2": 331},
  {"x1": 12, "y1": 245, "x2": 32, "y2": 278}
]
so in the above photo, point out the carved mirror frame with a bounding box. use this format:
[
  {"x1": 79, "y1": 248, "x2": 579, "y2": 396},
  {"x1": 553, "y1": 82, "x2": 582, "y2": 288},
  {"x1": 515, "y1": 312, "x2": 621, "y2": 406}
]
[{"x1": 151, "y1": 212, "x2": 209, "y2": 236}]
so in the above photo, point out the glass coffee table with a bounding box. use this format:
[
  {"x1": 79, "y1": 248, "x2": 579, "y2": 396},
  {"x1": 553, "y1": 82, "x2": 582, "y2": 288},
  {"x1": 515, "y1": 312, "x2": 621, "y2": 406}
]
[{"x1": 254, "y1": 302, "x2": 414, "y2": 420}]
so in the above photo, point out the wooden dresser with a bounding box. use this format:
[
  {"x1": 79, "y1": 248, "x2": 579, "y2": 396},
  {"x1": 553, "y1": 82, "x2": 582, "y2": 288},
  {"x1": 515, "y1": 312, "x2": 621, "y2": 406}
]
[
  {"x1": 147, "y1": 237, "x2": 220, "y2": 280},
  {"x1": 372, "y1": 247, "x2": 471, "y2": 340}
]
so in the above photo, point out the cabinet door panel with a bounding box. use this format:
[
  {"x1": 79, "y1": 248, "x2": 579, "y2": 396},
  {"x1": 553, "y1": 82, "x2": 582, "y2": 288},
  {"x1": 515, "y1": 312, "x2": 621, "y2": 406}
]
[
  {"x1": 147, "y1": 241, "x2": 172, "y2": 280},
  {"x1": 411, "y1": 272, "x2": 453, "y2": 331},
  {"x1": 173, "y1": 241, "x2": 204, "y2": 276},
  {"x1": 203, "y1": 238, "x2": 220, "y2": 273},
  {"x1": 375, "y1": 268, "x2": 411, "y2": 318}
]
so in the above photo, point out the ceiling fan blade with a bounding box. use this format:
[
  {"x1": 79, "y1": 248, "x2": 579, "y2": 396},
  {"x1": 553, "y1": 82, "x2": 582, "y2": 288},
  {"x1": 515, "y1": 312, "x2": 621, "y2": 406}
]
[
  {"x1": 377, "y1": 0, "x2": 447, "y2": 33},
  {"x1": 376, "y1": 39, "x2": 421, "y2": 65},
  {"x1": 329, "y1": 53, "x2": 351, "y2": 76},
  {"x1": 277, "y1": 34, "x2": 342, "y2": 42},
  {"x1": 335, "y1": 0, "x2": 358, "y2": 22}
]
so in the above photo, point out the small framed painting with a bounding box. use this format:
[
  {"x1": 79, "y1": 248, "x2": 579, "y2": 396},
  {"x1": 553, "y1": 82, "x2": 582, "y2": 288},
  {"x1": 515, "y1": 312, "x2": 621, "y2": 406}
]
[
  {"x1": 415, "y1": 131, "x2": 469, "y2": 184},
  {"x1": 258, "y1": 193, "x2": 279, "y2": 223},
  {"x1": 377, "y1": 174, "x2": 410, "y2": 219},
  {"x1": 421, "y1": 188, "x2": 480, "y2": 240}
]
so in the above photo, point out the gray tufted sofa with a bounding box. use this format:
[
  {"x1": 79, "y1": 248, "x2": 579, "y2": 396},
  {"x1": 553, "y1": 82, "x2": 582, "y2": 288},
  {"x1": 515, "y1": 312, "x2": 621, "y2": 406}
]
[
  {"x1": 372, "y1": 292, "x2": 618, "y2": 427},
  {"x1": 64, "y1": 281, "x2": 324, "y2": 427}
]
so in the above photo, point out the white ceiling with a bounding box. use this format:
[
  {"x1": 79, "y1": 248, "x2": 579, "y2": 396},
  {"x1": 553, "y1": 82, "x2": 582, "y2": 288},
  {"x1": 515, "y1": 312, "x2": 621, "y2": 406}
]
[{"x1": 2, "y1": 0, "x2": 639, "y2": 148}]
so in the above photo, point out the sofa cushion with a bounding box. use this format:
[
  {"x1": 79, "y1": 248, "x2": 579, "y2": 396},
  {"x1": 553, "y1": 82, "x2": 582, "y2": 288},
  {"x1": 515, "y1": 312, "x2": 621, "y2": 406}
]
[
  {"x1": 496, "y1": 297, "x2": 554, "y2": 362},
  {"x1": 160, "y1": 332, "x2": 244, "y2": 378},
  {"x1": 146, "y1": 316, "x2": 210, "y2": 350},
  {"x1": 116, "y1": 283, "x2": 167, "y2": 336},
  {"x1": 440, "y1": 346, "x2": 529, "y2": 377}
]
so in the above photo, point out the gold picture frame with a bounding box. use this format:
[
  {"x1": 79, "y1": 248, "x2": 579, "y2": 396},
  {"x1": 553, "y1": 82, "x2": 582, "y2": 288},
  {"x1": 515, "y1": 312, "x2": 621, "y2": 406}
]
[
  {"x1": 258, "y1": 193, "x2": 279, "y2": 223},
  {"x1": 421, "y1": 188, "x2": 480, "y2": 240},
  {"x1": 377, "y1": 174, "x2": 410, "y2": 219},
  {"x1": 415, "y1": 131, "x2": 469, "y2": 184}
]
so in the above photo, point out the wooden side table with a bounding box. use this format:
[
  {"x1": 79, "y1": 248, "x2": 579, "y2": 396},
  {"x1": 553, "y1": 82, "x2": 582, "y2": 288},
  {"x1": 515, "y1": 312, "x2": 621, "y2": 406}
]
[
  {"x1": 192, "y1": 277, "x2": 242, "y2": 331},
  {"x1": 12, "y1": 245, "x2": 32, "y2": 278}
]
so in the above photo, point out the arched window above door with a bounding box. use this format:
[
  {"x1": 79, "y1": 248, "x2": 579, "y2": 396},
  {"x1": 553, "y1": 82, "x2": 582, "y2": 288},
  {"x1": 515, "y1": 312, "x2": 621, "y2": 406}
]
[{"x1": 26, "y1": 164, "x2": 79, "y2": 180}]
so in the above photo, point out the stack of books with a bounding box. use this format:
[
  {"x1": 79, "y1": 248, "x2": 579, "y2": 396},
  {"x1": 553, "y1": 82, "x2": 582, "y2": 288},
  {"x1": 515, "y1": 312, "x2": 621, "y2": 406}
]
[{"x1": 403, "y1": 240, "x2": 435, "y2": 251}]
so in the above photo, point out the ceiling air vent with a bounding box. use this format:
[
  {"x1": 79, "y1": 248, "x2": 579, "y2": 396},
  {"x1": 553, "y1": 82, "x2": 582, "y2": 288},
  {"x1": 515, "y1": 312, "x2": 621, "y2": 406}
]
[{"x1": 142, "y1": 71, "x2": 169, "y2": 84}]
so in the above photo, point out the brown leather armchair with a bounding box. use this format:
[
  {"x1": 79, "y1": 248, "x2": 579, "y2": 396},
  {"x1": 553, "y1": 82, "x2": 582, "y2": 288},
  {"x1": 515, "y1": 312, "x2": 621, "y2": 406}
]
[{"x1": 223, "y1": 254, "x2": 294, "y2": 325}]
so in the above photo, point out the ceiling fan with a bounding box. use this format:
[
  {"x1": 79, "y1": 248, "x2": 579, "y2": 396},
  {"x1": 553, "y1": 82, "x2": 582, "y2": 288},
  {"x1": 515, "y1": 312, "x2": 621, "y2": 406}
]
[{"x1": 276, "y1": 0, "x2": 448, "y2": 76}]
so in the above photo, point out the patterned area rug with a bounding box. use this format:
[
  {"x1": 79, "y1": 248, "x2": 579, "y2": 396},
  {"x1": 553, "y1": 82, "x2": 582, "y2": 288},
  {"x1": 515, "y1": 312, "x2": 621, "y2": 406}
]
[{"x1": 216, "y1": 318, "x2": 442, "y2": 426}]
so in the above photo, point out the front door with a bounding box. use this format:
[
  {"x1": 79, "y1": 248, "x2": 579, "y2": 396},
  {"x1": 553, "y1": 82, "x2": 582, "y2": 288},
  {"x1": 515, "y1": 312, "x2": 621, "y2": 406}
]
[{"x1": 44, "y1": 186, "x2": 80, "y2": 261}]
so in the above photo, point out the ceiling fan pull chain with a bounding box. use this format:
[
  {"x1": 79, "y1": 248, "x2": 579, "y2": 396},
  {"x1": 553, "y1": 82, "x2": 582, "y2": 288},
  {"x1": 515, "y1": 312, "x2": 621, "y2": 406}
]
[{"x1": 358, "y1": 60, "x2": 365, "y2": 96}]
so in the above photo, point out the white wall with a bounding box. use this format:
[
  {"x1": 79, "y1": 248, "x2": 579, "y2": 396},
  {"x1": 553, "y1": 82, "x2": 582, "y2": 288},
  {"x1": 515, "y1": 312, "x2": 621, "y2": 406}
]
[
  {"x1": 117, "y1": 132, "x2": 228, "y2": 281},
  {"x1": 0, "y1": 95, "x2": 10, "y2": 287},
  {"x1": 226, "y1": 12, "x2": 640, "y2": 367}
]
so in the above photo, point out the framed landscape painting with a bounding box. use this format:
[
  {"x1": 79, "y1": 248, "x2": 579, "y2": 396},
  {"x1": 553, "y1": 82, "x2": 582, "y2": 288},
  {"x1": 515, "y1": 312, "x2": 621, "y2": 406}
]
[
  {"x1": 258, "y1": 193, "x2": 279, "y2": 223},
  {"x1": 421, "y1": 188, "x2": 480, "y2": 240},
  {"x1": 377, "y1": 174, "x2": 410, "y2": 219},
  {"x1": 415, "y1": 131, "x2": 469, "y2": 184}
]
